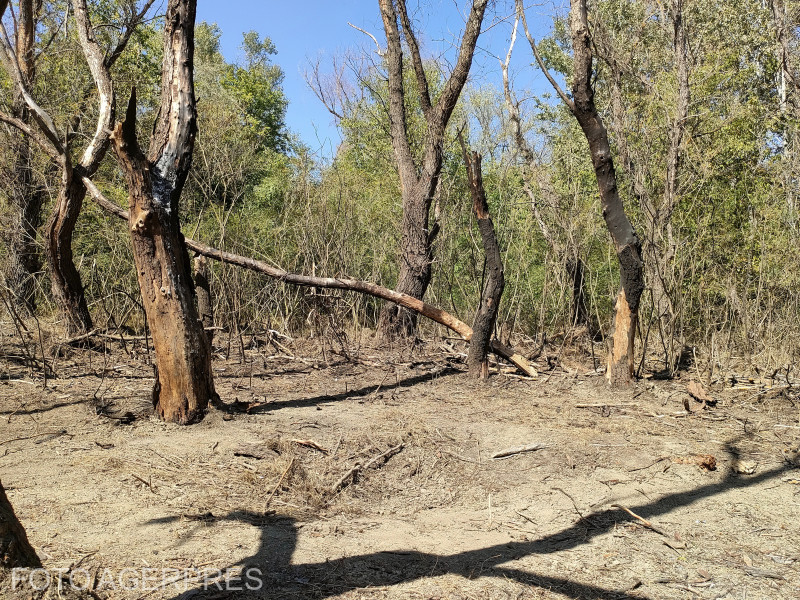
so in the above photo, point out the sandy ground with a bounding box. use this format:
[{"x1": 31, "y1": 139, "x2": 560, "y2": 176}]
[{"x1": 1, "y1": 335, "x2": 799, "y2": 599}]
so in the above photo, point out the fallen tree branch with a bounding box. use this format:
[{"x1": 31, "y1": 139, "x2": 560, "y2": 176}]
[
  {"x1": 491, "y1": 443, "x2": 546, "y2": 459},
  {"x1": 611, "y1": 503, "x2": 669, "y2": 537},
  {"x1": 330, "y1": 443, "x2": 404, "y2": 493},
  {"x1": 84, "y1": 179, "x2": 536, "y2": 377}
]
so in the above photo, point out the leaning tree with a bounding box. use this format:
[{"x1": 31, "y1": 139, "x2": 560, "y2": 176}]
[{"x1": 516, "y1": 0, "x2": 645, "y2": 385}]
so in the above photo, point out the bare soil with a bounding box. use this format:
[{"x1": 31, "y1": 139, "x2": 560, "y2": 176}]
[{"x1": 1, "y1": 334, "x2": 799, "y2": 599}]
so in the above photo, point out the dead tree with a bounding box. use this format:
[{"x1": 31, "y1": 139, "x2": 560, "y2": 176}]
[
  {"x1": 0, "y1": 0, "x2": 155, "y2": 336},
  {"x1": 459, "y1": 136, "x2": 504, "y2": 379},
  {"x1": 111, "y1": 0, "x2": 217, "y2": 424},
  {"x1": 1, "y1": 0, "x2": 44, "y2": 317},
  {"x1": 375, "y1": 0, "x2": 489, "y2": 339},
  {"x1": 85, "y1": 180, "x2": 536, "y2": 378},
  {"x1": 0, "y1": 480, "x2": 41, "y2": 569},
  {"x1": 517, "y1": 0, "x2": 644, "y2": 384}
]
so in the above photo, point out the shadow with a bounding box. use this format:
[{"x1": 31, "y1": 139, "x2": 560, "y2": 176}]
[
  {"x1": 215, "y1": 366, "x2": 462, "y2": 414},
  {"x1": 0, "y1": 398, "x2": 88, "y2": 416},
  {"x1": 151, "y1": 437, "x2": 795, "y2": 599}
]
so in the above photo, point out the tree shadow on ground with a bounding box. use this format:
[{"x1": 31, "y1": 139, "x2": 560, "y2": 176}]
[
  {"x1": 216, "y1": 366, "x2": 462, "y2": 414},
  {"x1": 149, "y1": 437, "x2": 795, "y2": 599}
]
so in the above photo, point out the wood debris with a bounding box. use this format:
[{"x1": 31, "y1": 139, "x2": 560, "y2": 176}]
[{"x1": 491, "y1": 443, "x2": 546, "y2": 459}]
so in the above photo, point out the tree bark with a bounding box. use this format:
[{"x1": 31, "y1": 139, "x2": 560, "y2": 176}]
[
  {"x1": 0, "y1": 481, "x2": 41, "y2": 569},
  {"x1": 86, "y1": 180, "x2": 536, "y2": 378},
  {"x1": 45, "y1": 172, "x2": 94, "y2": 335},
  {"x1": 111, "y1": 0, "x2": 216, "y2": 424},
  {"x1": 376, "y1": 0, "x2": 488, "y2": 340},
  {"x1": 3, "y1": 0, "x2": 43, "y2": 317},
  {"x1": 460, "y1": 143, "x2": 504, "y2": 379}
]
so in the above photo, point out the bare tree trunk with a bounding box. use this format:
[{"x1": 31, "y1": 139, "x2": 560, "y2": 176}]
[
  {"x1": 45, "y1": 174, "x2": 93, "y2": 335},
  {"x1": 0, "y1": 481, "x2": 40, "y2": 569},
  {"x1": 3, "y1": 0, "x2": 43, "y2": 317},
  {"x1": 111, "y1": 0, "x2": 216, "y2": 424},
  {"x1": 376, "y1": 0, "x2": 488, "y2": 340},
  {"x1": 569, "y1": 2, "x2": 643, "y2": 384},
  {"x1": 194, "y1": 255, "x2": 214, "y2": 346},
  {"x1": 460, "y1": 143, "x2": 504, "y2": 379}
]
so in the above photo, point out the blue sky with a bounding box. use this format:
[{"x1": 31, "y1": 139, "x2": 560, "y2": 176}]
[{"x1": 196, "y1": 1, "x2": 562, "y2": 158}]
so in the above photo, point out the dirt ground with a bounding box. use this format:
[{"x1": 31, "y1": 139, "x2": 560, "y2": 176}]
[{"x1": 1, "y1": 332, "x2": 800, "y2": 600}]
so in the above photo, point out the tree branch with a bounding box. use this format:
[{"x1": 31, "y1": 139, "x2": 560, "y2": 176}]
[
  {"x1": 515, "y1": 0, "x2": 575, "y2": 114},
  {"x1": 0, "y1": 21, "x2": 65, "y2": 155},
  {"x1": 396, "y1": 0, "x2": 432, "y2": 118}
]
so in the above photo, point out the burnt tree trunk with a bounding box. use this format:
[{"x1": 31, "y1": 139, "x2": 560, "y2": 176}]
[
  {"x1": 566, "y1": 257, "x2": 589, "y2": 329},
  {"x1": 461, "y1": 145, "x2": 504, "y2": 379},
  {"x1": 567, "y1": 0, "x2": 643, "y2": 384},
  {"x1": 194, "y1": 255, "x2": 214, "y2": 346},
  {"x1": 46, "y1": 172, "x2": 93, "y2": 335},
  {"x1": 111, "y1": 0, "x2": 216, "y2": 424},
  {"x1": 3, "y1": 0, "x2": 43, "y2": 317},
  {"x1": 376, "y1": 0, "x2": 488, "y2": 340},
  {"x1": 0, "y1": 481, "x2": 40, "y2": 569},
  {"x1": 522, "y1": 0, "x2": 643, "y2": 384}
]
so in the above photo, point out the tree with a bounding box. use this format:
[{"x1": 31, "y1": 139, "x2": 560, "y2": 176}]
[
  {"x1": 1, "y1": 0, "x2": 44, "y2": 317},
  {"x1": 111, "y1": 0, "x2": 217, "y2": 424},
  {"x1": 459, "y1": 136, "x2": 505, "y2": 379},
  {"x1": 375, "y1": 0, "x2": 489, "y2": 339},
  {"x1": 0, "y1": 480, "x2": 40, "y2": 569},
  {"x1": 518, "y1": 0, "x2": 645, "y2": 384},
  {"x1": 0, "y1": 0, "x2": 155, "y2": 335}
]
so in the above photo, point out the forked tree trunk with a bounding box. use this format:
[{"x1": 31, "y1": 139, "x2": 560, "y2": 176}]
[
  {"x1": 461, "y1": 144, "x2": 504, "y2": 379},
  {"x1": 0, "y1": 481, "x2": 41, "y2": 569},
  {"x1": 111, "y1": 0, "x2": 216, "y2": 424},
  {"x1": 376, "y1": 0, "x2": 488, "y2": 340}
]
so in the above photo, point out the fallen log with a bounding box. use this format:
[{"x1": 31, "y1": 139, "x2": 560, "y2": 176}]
[{"x1": 83, "y1": 178, "x2": 536, "y2": 377}]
